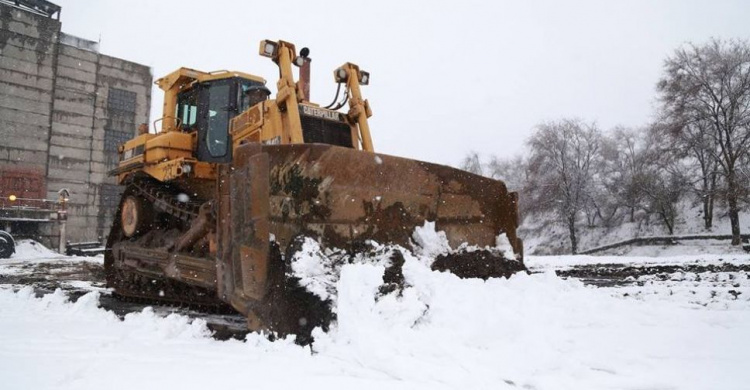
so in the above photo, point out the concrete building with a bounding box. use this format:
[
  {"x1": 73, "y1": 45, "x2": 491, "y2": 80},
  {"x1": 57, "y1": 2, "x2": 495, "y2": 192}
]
[{"x1": 0, "y1": 0, "x2": 152, "y2": 249}]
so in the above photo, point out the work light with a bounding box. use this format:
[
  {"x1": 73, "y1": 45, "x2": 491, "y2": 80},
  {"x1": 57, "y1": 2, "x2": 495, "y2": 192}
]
[
  {"x1": 334, "y1": 67, "x2": 348, "y2": 82},
  {"x1": 259, "y1": 40, "x2": 278, "y2": 58},
  {"x1": 359, "y1": 71, "x2": 370, "y2": 85}
]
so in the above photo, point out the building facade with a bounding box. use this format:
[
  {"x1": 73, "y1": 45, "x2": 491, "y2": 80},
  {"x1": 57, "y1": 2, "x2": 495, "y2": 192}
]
[{"x1": 0, "y1": 0, "x2": 151, "y2": 248}]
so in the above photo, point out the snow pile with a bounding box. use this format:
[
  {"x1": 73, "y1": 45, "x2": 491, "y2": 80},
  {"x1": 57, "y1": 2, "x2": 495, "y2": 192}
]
[
  {"x1": 10, "y1": 239, "x2": 60, "y2": 260},
  {"x1": 495, "y1": 233, "x2": 517, "y2": 260},
  {"x1": 289, "y1": 237, "x2": 348, "y2": 302},
  {"x1": 289, "y1": 237, "x2": 395, "y2": 305},
  {"x1": 411, "y1": 221, "x2": 450, "y2": 259},
  {"x1": 289, "y1": 223, "x2": 519, "y2": 305}
]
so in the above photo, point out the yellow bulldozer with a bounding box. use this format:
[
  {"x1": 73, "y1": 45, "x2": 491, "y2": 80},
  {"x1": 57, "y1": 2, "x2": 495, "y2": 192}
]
[{"x1": 106, "y1": 39, "x2": 524, "y2": 341}]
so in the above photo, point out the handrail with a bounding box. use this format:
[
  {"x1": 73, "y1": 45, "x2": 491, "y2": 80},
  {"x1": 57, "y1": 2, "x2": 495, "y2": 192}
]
[{"x1": 154, "y1": 116, "x2": 183, "y2": 132}]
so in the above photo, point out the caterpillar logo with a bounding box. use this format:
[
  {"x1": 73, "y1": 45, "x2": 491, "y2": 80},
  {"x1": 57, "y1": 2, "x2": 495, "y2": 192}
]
[{"x1": 300, "y1": 105, "x2": 342, "y2": 122}]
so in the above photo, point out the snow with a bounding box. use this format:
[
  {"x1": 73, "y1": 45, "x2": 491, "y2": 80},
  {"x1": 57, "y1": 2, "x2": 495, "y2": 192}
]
[
  {"x1": 289, "y1": 237, "x2": 343, "y2": 302},
  {"x1": 0, "y1": 240, "x2": 103, "y2": 278},
  {"x1": 11, "y1": 239, "x2": 60, "y2": 260},
  {"x1": 495, "y1": 233, "x2": 517, "y2": 260},
  {"x1": 2, "y1": 239, "x2": 750, "y2": 389},
  {"x1": 411, "y1": 221, "x2": 450, "y2": 259},
  {"x1": 288, "y1": 237, "x2": 394, "y2": 305},
  {"x1": 527, "y1": 252, "x2": 750, "y2": 270}
]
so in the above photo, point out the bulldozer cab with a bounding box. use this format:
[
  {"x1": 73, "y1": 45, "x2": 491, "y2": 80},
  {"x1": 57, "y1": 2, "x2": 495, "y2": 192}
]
[{"x1": 175, "y1": 77, "x2": 267, "y2": 163}]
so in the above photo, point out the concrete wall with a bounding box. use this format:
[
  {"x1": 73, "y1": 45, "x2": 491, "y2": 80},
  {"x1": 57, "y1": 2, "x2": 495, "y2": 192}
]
[
  {"x1": 0, "y1": 4, "x2": 58, "y2": 171},
  {"x1": 0, "y1": 2, "x2": 151, "y2": 247}
]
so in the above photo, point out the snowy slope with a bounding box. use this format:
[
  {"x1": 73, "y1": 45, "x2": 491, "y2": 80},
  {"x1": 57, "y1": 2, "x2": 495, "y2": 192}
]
[
  {"x1": 1, "y1": 244, "x2": 749, "y2": 390},
  {"x1": 521, "y1": 202, "x2": 750, "y2": 255}
]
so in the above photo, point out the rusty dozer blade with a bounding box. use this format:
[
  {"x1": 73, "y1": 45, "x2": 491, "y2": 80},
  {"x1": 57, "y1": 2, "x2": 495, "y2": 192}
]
[{"x1": 216, "y1": 143, "x2": 524, "y2": 338}]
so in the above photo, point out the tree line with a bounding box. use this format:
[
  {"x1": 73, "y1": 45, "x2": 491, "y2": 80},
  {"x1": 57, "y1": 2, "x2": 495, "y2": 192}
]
[{"x1": 462, "y1": 39, "x2": 750, "y2": 253}]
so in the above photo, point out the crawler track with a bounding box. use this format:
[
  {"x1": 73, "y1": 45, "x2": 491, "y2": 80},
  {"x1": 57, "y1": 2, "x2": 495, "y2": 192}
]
[{"x1": 105, "y1": 175, "x2": 225, "y2": 310}]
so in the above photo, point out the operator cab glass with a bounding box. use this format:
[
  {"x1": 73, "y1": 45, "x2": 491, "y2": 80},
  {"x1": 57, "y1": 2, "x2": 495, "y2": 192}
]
[
  {"x1": 175, "y1": 77, "x2": 265, "y2": 163},
  {"x1": 239, "y1": 82, "x2": 271, "y2": 112}
]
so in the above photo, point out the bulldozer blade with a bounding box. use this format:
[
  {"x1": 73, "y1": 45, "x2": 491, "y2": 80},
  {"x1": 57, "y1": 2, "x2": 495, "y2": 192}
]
[
  {"x1": 218, "y1": 143, "x2": 523, "y2": 338},
  {"x1": 261, "y1": 143, "x2": 522, "y2": 255}
]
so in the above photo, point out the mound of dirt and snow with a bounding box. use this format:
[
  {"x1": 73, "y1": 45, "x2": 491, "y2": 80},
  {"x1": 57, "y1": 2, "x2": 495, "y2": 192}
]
[{"x1": 287, "y1": 221, "x2": 525, "y2": 311}]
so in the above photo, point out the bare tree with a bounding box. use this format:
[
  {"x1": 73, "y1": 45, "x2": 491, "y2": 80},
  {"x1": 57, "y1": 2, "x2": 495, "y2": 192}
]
[
  {"x1": 460, "y1": 151, "x2": 484, "y2": 176},
  {"x1": 599, "y1": 127, "x2": 649, "y2": 223},
  {"x1": 638, "y1": 126, "x2": 688, "y2": 235},
  {"x1": 655, "y1": 119, "x2": 720, "y2": 229},
  {"x1": 526, "y1": 119, "x2": 601, "y2": 254},
  {"x1": 657, "y1": 38, "x2": 750, "y2": 245},
  {"x1": 486, "y1": 155, "x2": 527, "y2": 192}
]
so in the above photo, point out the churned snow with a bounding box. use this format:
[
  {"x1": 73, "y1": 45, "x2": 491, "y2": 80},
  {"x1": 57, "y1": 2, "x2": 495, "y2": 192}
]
[
  {"x1": 495, "y1": 233, "x2": 516, "y2": 260},
  {"x1": 1, "y1": 235, "x2": 749, "y2": 389},
  {"x1": 289, "y1": 237, "x2": 343, "y2": 302},
  {"x1": 411, "y1": 221, "x2": 451, "y2": 259}
]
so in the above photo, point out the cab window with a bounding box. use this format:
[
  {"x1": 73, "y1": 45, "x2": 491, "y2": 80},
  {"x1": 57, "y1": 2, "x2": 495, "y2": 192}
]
[
  {"x1": 206, "y1": 83, "x2": 230, "y2": 157},
  {"x1": 176, "y1": 90, "x2": 198, "y2": 130},
  {"x1": 239, "y1": 80, "x2": 266, "y2": 112}
]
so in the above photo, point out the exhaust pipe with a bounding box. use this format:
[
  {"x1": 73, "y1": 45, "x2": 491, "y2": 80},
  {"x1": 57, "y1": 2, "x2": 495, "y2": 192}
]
[{"x1": 297, "y1": 48, "x2": 311, "y2": 102}]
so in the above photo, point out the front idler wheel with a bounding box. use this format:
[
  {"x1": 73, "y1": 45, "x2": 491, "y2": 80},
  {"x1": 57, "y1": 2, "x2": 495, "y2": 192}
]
[{"x1": 120, "y1": 195, "x2": 153, "y2": 238}]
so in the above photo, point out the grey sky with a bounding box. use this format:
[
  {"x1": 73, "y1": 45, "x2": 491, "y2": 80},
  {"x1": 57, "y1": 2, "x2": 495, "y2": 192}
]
[{"x1": 53, "y1": 0, "x2": 750, "y2": 167}]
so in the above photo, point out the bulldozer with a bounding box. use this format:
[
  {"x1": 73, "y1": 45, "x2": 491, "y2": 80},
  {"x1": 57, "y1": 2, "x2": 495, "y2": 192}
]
[{"x1": 106, "y1": 39, "x2": 524, "y2": 341}]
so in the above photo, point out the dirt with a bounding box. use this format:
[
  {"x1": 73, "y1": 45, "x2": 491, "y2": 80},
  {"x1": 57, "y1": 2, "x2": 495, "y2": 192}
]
[
  {"x1": 556, "y1": 262, "x2": 750, "y2": 287},
  {"x1": 431, "y1": 249, "x2": 528, "y2": 280}
]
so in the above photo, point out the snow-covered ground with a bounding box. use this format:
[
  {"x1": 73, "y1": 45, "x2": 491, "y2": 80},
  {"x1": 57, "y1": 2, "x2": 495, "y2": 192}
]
[{"x1": 1, "y1": 239, "x2": 749, "y2": 390}]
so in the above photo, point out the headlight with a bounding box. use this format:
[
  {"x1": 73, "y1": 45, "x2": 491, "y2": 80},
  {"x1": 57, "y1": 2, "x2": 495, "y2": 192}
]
[
  {"x1": 334, "y1": 67, "x2": 348, "y2": 82},
  {"x1": 259, "y1": 40, "x2": 278, "y2": 58},
  {"x1": 359, "y1": 71, "x2": 370, "y2": 85}
]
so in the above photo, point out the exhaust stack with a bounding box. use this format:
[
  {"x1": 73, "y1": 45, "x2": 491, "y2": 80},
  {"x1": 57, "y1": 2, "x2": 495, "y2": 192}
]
[{"x1": 297, "y1": 47, "x2": 311, "y2": 101}]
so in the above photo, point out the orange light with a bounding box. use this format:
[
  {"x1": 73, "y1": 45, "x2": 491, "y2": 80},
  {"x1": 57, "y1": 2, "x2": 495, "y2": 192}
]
[{"x1": 8, "y1": 195, "x2": 17, "y2": 202}]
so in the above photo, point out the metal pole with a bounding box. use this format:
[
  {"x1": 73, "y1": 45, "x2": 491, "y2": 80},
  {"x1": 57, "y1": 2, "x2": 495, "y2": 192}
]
[
  {"x1": 58, "y1": 220, "x2": 66, "y2": 254},
  {"x1": 57, "y1": 190, "x2": 68, "y2": 254}
]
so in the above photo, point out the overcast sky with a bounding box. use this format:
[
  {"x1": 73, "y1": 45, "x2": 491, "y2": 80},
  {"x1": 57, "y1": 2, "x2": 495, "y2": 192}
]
[{"x1": 53, "y1": 0, "x2": 750, "y2": 167}]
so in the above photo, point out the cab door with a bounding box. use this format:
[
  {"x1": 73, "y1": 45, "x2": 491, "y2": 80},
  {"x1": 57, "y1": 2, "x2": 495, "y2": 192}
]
[{"x1": 196, "y1": 80, "x2": 236, "y2": 163}]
